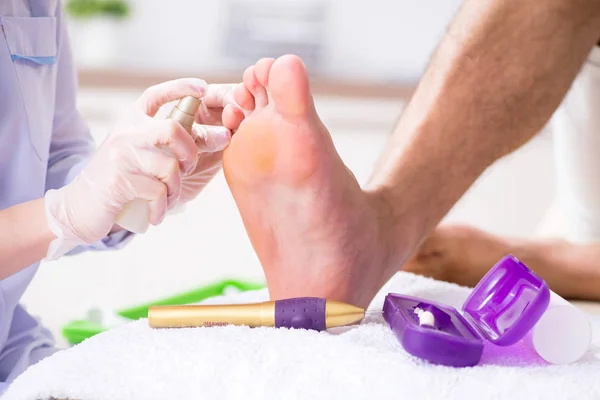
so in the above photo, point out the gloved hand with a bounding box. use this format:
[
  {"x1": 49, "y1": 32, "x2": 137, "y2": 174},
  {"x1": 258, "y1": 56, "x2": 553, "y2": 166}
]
[
  {"x1": 44, "y1": 78, "x2": 232, "y2": 260},
  {"x1": 178, "y1": 129, "x2": 228, "y2": 206},
  {"x1": 178, "y1": 84, "x2": 244, "y2": 205}
]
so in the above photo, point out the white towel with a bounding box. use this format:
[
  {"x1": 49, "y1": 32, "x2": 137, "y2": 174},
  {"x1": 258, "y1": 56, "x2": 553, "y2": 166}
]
[{"x1": 4, "y1": 272, "x2": 600, "y2": 400}]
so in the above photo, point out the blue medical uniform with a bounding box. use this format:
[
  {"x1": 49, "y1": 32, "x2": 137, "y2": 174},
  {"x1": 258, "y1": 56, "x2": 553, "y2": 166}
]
[{"x1": 0, "y1": 0, "x2": 132, "y2": 392}]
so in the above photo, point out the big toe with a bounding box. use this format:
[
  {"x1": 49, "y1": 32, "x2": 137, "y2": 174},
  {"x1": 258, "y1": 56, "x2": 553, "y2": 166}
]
[{"x1": 267, "y1": 55, "x2": 314, "y2": 119}]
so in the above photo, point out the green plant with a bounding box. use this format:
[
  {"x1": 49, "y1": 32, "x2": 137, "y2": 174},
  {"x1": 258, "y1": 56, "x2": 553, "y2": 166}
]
[{"x1": 65, "y1": 0, "x2": 130, "y2": 19}]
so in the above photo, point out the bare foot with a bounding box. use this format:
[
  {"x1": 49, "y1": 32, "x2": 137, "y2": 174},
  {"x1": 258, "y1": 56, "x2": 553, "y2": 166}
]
[
  {"x1": 404, "y1": 224, "x2": 600, "y2": 300},
  {"x1": 222, "y1": 55, "x2": 394, "y2": 308},
  {"x1": 403, "y1": 225, "x2": 511, "y2": 287}
]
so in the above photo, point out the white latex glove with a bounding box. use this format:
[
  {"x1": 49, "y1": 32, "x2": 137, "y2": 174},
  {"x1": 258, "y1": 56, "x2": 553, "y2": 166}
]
[
  {"x1": 178, "y1": 84, "x2": 242, "y2": 205},
  {"x1": 178, "y1": 131, "x2": 228, "y2": 206},
  {"x1": 44, "y1": 78, "x2": 231, "y2": 260}
]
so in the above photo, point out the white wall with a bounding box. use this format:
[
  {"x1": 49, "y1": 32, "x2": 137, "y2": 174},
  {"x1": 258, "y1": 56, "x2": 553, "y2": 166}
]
[
  {"x1": 71, "y1": 0, "x2": 464, "y2": 83},
  {"x1": 324, "y1": 0, "x2": 462, "y2": 82}
]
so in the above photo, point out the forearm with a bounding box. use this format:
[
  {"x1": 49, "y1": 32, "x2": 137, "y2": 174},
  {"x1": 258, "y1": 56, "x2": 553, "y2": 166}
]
[
  {"x1": 368, "y1": 0, "x2": 600, "y2": 258},
  {"x1": 0, "y1": 199, "x2": 55, "y2": 279}
]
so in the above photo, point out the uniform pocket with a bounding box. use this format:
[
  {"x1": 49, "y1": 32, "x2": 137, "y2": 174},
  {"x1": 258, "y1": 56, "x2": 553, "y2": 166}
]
[{"x1": 1, "y1": 16, "x2": 58, "y2": 161}]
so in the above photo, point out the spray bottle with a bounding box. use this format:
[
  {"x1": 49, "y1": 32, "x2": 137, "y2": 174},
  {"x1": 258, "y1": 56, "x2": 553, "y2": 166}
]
[{"x1": 114, "y1": 96, "x2": 201, "y2": 234}]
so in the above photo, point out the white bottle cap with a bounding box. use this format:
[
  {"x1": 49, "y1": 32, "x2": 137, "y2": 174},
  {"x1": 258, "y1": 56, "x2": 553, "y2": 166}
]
[
  {"x1": 116, "y1": 199, "x2": 150, "y2": 234},
  {"x1": 530, "y1": 291, "x2": 591, "y2": 364}
]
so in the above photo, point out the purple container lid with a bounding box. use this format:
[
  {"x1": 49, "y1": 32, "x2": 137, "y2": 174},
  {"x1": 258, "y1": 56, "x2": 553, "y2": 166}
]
[
  {"x1": 462, "y1": 254, "x2": 550, "y2": 345},
  {"x1": 383, "y1": 255, "x2": 550, "y2": 367}
]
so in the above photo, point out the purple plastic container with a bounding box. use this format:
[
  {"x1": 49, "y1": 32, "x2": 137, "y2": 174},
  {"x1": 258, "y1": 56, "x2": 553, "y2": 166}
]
[{"x1": 383, "y1": 255, "x2": 551, "y2": 367}]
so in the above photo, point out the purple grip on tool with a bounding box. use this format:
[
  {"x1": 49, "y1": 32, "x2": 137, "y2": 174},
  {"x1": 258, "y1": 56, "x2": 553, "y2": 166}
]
[{"x1": 275, "y1": 297, "x2": 326, "y2": 331}]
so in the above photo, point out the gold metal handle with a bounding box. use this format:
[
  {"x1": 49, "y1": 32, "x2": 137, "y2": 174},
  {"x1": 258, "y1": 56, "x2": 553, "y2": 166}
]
[{"x1": 148, "y1": 302, "x2": 276, "y2": 329}]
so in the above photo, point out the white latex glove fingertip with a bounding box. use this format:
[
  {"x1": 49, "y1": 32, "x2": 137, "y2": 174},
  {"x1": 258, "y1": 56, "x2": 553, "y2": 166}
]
[{"x1": 194, "y1": 125, "x2": 232, "y2": 152}]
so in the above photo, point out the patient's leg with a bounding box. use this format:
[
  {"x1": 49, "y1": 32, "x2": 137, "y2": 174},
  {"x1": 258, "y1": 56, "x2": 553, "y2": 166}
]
[
  {"x1": 404, "y1": 46, "x2": 600, "y2": 301},
  {"x1": 222, "y1": 55, "x2": 393, "y2": 308},
  {"x1": 403, "y1": 224, "x2": 600, "y2": 300}
]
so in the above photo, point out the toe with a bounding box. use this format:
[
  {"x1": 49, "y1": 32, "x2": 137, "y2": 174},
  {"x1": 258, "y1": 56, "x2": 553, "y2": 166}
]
[
  {"x1": 267, "y1": 54, "x2": 314, "y2": 119},
  {"x1": 222, "y1": 104, "x2": 245, "y2": 131},
  {"x1": 234, "y1": 83, "x2": 255, "y2": 113},
  {"x1": 243, "y1": 65, "x2": 268, "y2": 109},
  {"x1": 254, "y1": 58, "x2": 276, "y2": 98},
  {"x1": 255, "y1": 58, "x2": 275, "y2": 84}
]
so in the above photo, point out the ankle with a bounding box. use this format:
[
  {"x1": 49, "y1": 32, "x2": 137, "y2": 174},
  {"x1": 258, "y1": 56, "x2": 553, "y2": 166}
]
[{"x1": 363, "y1": 187, "x2": 421, "y2": 274}]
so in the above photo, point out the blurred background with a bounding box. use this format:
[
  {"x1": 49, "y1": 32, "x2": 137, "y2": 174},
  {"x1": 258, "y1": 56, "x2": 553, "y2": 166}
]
[{"x1": 22, "y1": 0, "x2": 559, "y2": 346}]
